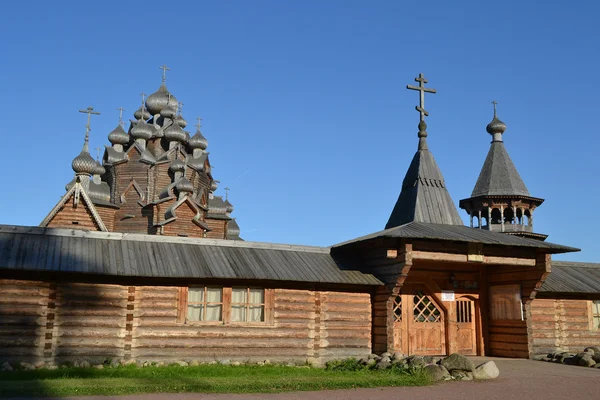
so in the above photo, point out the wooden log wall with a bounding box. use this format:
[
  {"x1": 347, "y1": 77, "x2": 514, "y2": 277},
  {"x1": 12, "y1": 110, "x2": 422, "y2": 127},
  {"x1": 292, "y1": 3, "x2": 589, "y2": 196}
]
[
  {"x1": 161, "y1": 202, "x2": 205, "y2": 238},
  {"x1": 205, "y1": 219, "x2": 227, "y2": 239},
  {"x1": 96, "y1": 205, "x2": 116, "y2": 232},
  {"x1": 47, "y1": 194, "x2": 102, "y2": 231},
  {"x1": 0, "y1": 279, "x2": 372, "y2": 365},
  {"x1": 488, "y1": 320, "x2": 528, "y2": 358},
  {"x1": 530, "y1": 298, "x2": 600, "y2": 354},
  {"x1": 0, "y1": 280, "x2": 49, "y2": 363}
]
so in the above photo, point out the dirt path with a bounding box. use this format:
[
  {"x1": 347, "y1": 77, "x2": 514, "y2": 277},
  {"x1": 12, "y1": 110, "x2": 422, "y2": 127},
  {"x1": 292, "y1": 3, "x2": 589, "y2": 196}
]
[{"x1": 11, "y1": 357, "x2": 600, "y2": 400}]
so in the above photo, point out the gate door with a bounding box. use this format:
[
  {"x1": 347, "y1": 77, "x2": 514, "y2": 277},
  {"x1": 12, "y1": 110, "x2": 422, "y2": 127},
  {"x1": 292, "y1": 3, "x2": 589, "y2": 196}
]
[
  {"x1": 409, "y1": 293, "x2": 446, "y2": 355},
  {"x1": 455, "y1": 298, "x2": 477, "y2": 355}
]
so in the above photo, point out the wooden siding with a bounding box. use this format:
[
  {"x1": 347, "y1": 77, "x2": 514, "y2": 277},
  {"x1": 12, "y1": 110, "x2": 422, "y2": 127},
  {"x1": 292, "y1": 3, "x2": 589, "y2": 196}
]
[
  {"x1": 206, "y1": 219, "x2": 227, "y2": 239},
  {"x1": 46, "y1": 194, "x2": 102, "y2": 231},
  {"x1": 0, "y1": 280, "x2": 49, "y2": 362},
  {"x1": 488, "y1": 320, "x2": 528, "y2": 358},
  {"x1": 96, "y1": 205, "x2": 116, "y2": 232},
  {"x1": 530, "y1": 298, "x2": 600, "y2": 354},
  {"x1": 162, "y1": 202, "x2": 205, "y2": 238},
  {"x1": 0, "y1": 279, "x2": 371, "y2": 365}
]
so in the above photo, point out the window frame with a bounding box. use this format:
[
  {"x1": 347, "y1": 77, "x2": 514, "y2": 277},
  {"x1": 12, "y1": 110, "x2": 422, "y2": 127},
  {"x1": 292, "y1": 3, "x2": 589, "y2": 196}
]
[
  {"x1": 589, "y1": 300, "x2": 600, "y2": 331},
  {"x1": 184, "y1": 286, "x2": 224, "y2": 324},
  {"x1": 178, "y1": 286, "x2": 273, "y2": 326}
]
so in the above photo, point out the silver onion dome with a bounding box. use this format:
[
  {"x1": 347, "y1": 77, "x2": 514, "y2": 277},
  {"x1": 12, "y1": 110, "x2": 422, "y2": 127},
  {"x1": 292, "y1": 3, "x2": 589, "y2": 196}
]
[
  {"x1": 164, "y1": 122, "x2": 186, "y2": 143},
  {"x1": 225, "y1": 200, "x2": 234, "y2": 213},
  {"x1": 169, "y1": 159, "x2": 185, "y2": 173},
  {"x1": 146, "y1": 84, "x2": 178, "y2": 115},
  {"x1": 72, "y1": 150, "x2": 97, "y2": 175},
  {"x1": 486, "y1": 116, "x2": 507, "y2": 135},
  {"x1": 160, "y1": 105, "x2": 177, "y2": 119},
  {"x1": 91, "y1": 160, "x2": 105, "y2": 176},
  {"x1": 175, "y1": 114, "x2": 187, "y2": 128},
  {"x1": 189, "y1": 130, "x2": 208, "y2": 150},
  {"x1": 131, "y1": 119, "x2": 153, "y2": 140},
  {"x1": 210, "y1": 180, "x2": 218, "y2": 192},
  {"x1": 133, "y1": 106, "x2": 152, "y2": 121},
  {"x1": 108, "y1": 124, "x2": 129, "y2": 145},
  {"x1": 175, "y1": 177, "x2": 194, "y2": 194}
]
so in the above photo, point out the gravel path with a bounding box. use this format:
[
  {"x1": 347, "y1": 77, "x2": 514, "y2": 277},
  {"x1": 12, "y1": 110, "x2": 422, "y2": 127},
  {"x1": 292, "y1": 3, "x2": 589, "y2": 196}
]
[{"x1": 10, "y1": 357, "x2": 600, "y2": 400}]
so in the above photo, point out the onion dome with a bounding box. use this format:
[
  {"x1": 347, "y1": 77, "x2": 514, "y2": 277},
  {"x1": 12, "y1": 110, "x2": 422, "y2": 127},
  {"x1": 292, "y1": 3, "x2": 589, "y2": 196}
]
[
  {"x1": 108, "y1": 124, "x2": 129, "y2": 145},
  {"x1": 72, "y1": 149, "x2": 97, "y2": 175},
  {"x1": 169, "y1": 159, "x2": 185, "y2": 174},
  {"x1": 92, "y1": 160, "x2": 105, "y2": 176},
  {"x1": 133, "y1": 106, "x2": 152, "y2": 121},
  {"x1": 175, "y1": 177, "x2": 194, "y2": 194},
  {"x1": 225, "y1": 199, "x2": 234, "y2": 213},
  {"x1": 146, "y1": 83, "x2": 178, "y2": 115},
  {"x1": 210, "y1": 180, "x2": 218, "y2": 192},
  {"x1": 175, "y1": 114, "x2": 187, "y2": 128},
  {"x1": 189, "y1": 129, "x2": 208, "y2": 150},
  {"x1": 486, "y1": 116, "x2": 507, "y2": 135},
  {"x1": 131, "y1": 119, "x2": 153, "y2": 140},
  {"x1": 160, "y1": 105, "x2": 177, "y2": 119},
  {"x1": 164, "y1": 122, "x2": 186, "y2": 143}
]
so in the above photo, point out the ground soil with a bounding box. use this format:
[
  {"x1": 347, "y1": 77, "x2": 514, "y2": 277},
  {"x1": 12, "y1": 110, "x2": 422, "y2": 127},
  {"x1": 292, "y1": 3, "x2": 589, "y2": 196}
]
[{"x1": 10, "y1": 357, "x2": 600, "y2": 400}]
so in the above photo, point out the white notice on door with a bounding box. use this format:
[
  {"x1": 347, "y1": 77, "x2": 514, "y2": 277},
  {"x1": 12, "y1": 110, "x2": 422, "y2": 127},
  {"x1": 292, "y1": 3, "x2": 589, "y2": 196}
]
[{"x1": 442, "y1": 291, "x2": 455, "y2": 301}]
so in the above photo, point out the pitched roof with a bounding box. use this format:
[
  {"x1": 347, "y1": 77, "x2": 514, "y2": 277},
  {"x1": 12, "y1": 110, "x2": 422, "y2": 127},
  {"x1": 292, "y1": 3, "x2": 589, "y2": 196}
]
[
  {"x1": 334, "y1": 221, "x2": 578, "y2": 254},
  {"x1": 386, "y1": 147, "x2": 463, "y2": 228},
  {"x1": 471, "y1": 141, "x2": 530, "y2": 197},
  {"x1": 539, "y1": 261, "x2": 600, "y2": 294},
  {"x1": 0, "y1": 225, "x2": 381, "y2": 286}
]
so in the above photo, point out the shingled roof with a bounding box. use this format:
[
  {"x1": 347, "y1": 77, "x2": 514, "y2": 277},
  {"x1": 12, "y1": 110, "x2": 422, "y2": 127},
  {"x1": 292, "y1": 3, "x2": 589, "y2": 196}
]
[
  {"x1": 0, "y1": 225, "x2": 381, "y2": 286},
  {"x1": 471, "y1": 140, "x2": 530, "y2": 197},
  {"x1": 539, "y1": 261, "x2": 600, "y2": 294},
  {"x1": 386, "y1": 125, "x2": 463, "y2": 228}
]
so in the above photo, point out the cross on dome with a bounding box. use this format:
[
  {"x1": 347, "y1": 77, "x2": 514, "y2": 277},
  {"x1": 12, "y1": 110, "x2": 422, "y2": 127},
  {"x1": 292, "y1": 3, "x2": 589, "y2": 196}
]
[
  {"x1": 116, "y1": 106, "x2": 125, "y2": 126},
  {"x1": 406, "y1": 73, "x2": 436, "y2": 122},
  {"x1": 195, "y1": 117, "x2": 203, "y2": 131},
  {"x1": 159, "y1": 64, "x2": 170, "y2": 83}
]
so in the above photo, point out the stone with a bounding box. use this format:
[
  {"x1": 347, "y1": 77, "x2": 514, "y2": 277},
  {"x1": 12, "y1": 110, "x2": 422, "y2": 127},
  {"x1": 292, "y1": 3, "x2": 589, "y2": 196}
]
[
  {"x1": 80, "y1": 361, "x2": 91, "y2": 368},
  {"x1": 20, "y1": 362, "x2": 35, "y2": 371},
  {"x1": 441, "y1": 353, "x2": 475, "y2": 372},
  {"x1": 231, "y1": 361, "x2": 242, "y2": 366},
  {"x1": 189, "y1": 360, "x2": 200, "y2": 366},
  {"x1": 366, "y1": 358, "x2": 377, "y2": 367},
  {"x1": 381, "y1": 352, "x2": 392, "y2": 358},
  {"x1": 219, "y1": 359, "x2": 231, "y2": 365},
  {"x1": 46, "y1": 365, "x2": 58, "y2": 370},
  {"x1": 380, "y1": 356, "x2": 391, "y2": 364},
  {"x1": 595, "y1": 363, "x2": 600, "y2": 369},
  {"x1": 175, "y1": 361, "x2": 188, "y2": 367},
  {"x1": 375, "y1": 360, "x2": 391, "y2": 370},
  {"x1": 432, "y1": 357, "x2": 443, "y2": 365},
  {"x1": 563, "y1": 356, "x2": 579, "y2": 365},
  {"x1": 263, "y1": 359, "x2": 271, "y2": 365},
  {"x1": 578, "y1": 356, "x2": 596, "y2": 367},
  {"x1": 474, "y1": 361, "x2": 500, "y2": 380},
  {"x1": 358, "y1": 358, "x2": 368, "y2": 365},
  {"x1": 405, "y1": 355, "x2": 426, "y2": 368},
  {"x1": 451, "y1": 370, "x2": 474, "y2": 381},
  {"x1": 531, "y1": 354, "x2": 547, "y2": 361},
  {"x1": 156, "y1": 361, "x2": 165, "y2": 367},
  {"x1": 1, "y1": 361, "x2": 13, "y2": 372},
  {"x1": 392, "y1": 352, "x2": 405, "y2": 360},
  {"x1": 392, "y1": 358, "x2": 407, "y2": 367},
  {"x1": 34, "y1": 361, "x2": 45, "y2": 369},
  {"x1": 593, "y1": 354, "x2": 600, "y2": 363},
  {"x1": 368, "y1": 353, "x2": 379, "y2": 360},
  {"x1": 424, "y1": 365, "x2": 450, "y2": 381},
  {"x1": 585, "y1": 347, "x2": 600, "y2": 355},
  {"x1": 110, "y1": 361, "x2": 121, "y2": 368},
  {"x1": 94, "y1": 364, "x2": 104, "y2": 369},
  {"x1": 208, "y1": 360, "x2": 218, "y2": 365}
]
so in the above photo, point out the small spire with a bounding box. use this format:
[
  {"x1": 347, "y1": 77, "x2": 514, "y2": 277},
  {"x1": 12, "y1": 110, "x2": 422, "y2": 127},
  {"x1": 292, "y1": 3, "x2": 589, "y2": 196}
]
[
  {"x1": 116, "y1": 106, "x2": 125, "y2": 126},
  {"x1": 195, "y1": 116, "x2": 203, "y2": 131},
  {"x1": 159, "y1": 64, "x2": 170, "y2": 83},
  {"x1": 407, "y1": 74, "x2": 436, "y2": 150},
  {"x1": 177, "y1": 101, "x2": 184, "y2": 116},
  {"x1": 140, "y1": 92, "x2": 146, "y2": 108},
  {"x1": 225, "y1": 187, "x2": 230, "y2": 201},
  {"x1": 78, "y1": 106, "x2": 101, "y2": 152},
  {"x1": 492, "y1": 100, "x2": 498, "y2": 117}
]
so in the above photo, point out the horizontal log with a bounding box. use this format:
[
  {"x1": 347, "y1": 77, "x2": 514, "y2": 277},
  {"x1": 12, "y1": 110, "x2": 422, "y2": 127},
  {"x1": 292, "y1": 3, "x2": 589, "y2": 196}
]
[
  {"x1": 54, "y1": 348, "x2": 125, "y2": 357},
  {"x1": 274, "y1": 303, "x2": 315, "y2": 312},
  {"x1": 489, "y1": 333, "x2": 528, "y2": 344},
  {"x1": 0, "y1": 306, "x2": 46, "y2": 316},
  {"x1": 131, "y1": 347, "x2": 310, "y2": 359},
  {"x1": 489, "y1": 341, "x2": 529, "y2": 352},
  {"x1": 56, "y1": 308, "x2": 127, "y2": 317},
  {"x1": 55, "y1": 316, "x2": 126, "y2": 328},
  {"x1": 133, "y1": 329, "x2": 311, "y2": 340},
  {"x1": 0, "y1": 315, "x2": 44, "y2": 326},
  {"x1": 0, "y1": 347, "x2": 44, "y2": 356},
  {"x1": 133, "y1": 338, "x2": 312, "y2": 349},
  {"x1": 55, "y1": 327, "x2": 125, "y2": 338}
]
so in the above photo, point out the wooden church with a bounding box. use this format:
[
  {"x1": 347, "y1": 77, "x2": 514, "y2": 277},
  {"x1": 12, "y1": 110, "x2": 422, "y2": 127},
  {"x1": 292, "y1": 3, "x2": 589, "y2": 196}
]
[{"x1": 0, "y1": 70, "x2": 594, "y2": 366}]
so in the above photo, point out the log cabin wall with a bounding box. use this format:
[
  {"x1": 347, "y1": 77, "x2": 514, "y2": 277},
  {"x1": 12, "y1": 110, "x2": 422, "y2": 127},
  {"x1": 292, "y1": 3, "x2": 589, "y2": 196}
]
[
  {"x1": 530, "y1": 298, "x2": 600, "y2": 355},
  {"x1": 46, "y1": 194, "x2": 102, "y2": 230},
  {"x1": 206, "y1": 219, "x2": 227, "y2": 239},
  {"x1": 0, "y1": 279, "x2": 372, "y2": 365},
  {"x1": 95, "y1": 206, "x2": 116, "y2": 232},
  {"x1": 161, "y1": 203, "x2": 205, "y2": 238}
]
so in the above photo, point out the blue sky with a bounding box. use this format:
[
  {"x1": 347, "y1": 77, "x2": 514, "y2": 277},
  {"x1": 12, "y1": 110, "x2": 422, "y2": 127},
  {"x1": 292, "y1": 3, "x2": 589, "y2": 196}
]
[{"x1": 0, "y1": 1, "x2": 598, "y2": 261}]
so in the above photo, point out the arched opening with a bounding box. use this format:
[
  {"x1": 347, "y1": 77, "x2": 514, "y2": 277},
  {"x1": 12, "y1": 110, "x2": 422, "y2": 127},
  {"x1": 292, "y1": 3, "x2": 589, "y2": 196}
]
[
  {"x1": 473, "y1": 215, "x2": 480, "y2": 228},
  {"x1": 504, "y1": 207, "x2": 515, "y2": 224},
  {"x1": 524, "y1": 210, "x2": 531, "y2": 226},
  {"x1": 491, "y1": 208, "x2": 502, "y2": 224},
  {"x1": 516, "y1": 208, "x2": 523, "y2": 225}
]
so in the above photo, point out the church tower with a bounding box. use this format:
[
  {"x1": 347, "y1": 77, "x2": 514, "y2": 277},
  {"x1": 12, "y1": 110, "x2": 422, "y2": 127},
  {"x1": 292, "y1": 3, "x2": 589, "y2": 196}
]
[
  {"x1": 459, "y1": 103, "x2": 546, "y2": 240},
  {"x1": 41, "y1": 66, "x2": 241, "y2": 240},
  {"x1": 386, "y1": 74, "x2": 463, "y2": 228}
]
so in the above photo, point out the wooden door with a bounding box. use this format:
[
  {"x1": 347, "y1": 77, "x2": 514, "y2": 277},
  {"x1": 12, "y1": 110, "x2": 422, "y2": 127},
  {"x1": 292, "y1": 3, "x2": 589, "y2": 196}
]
[
  {"x1": 408, "y1": 293, "x2": 446, "y2": 355},
  {"x1": 454, "y1": 298, "x2": 477, "y2": 355}
]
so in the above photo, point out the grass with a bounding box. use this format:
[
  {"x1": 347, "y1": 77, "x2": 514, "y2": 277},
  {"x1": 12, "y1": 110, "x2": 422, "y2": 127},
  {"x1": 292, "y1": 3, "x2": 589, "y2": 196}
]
[{"x1": 0, "y1": 363, "x2": 432, "y2": 397}]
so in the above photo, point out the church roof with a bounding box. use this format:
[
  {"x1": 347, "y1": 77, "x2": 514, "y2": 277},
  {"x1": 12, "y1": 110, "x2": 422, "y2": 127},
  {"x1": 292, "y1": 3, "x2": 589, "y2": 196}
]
[
  {"x1": 0, "y1": 225, "x2": 381, "y2": 286},
  {"x1": 539, "y1": 261, "x2": 600, "y2": 294},
  {"x1": 334, "y1": 221, "x2": 578, "y2": 254},
  {"x1": 470, "y1": 140, "x2": 530, "y2": 198}
]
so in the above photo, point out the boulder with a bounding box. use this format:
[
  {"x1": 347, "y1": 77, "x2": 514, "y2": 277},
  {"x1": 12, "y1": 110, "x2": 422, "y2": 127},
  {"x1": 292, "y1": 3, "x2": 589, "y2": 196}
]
[
  {"x1": 406, "y1": 355, "x2": 427, "y2": 368},
  {"x1": 441, "y1": 353, "x2": 475, "y2": 372},
  {"x1": 578, "y1": 356, "x2": 596, "y2": 368},
  {"x1": 80, "y1": 361, "x2": 91, "y2": 368},
  {"x1": 531, "y1": 354, "x2": 548, "y2": 361},
  {"x1": 34, "y1": 361, "x2": 45, "y2": 369},
  {"x1": 380, "y1": 356, "x2": 391, "y2": 364},
  {"x1": 593, "y1": 354, "x2": 600, "y2": 364},
  {"x1": 392, "y1": 352, "x2": 405, "y2": 360},
  {"x1": 381, "y1": 352, "x2": 392, "y2": 358},
  {"x1": 94, "y1": 364, "x2": 104, "y2": 370},
  {"x1": 474, "y1": 361, "x2": 500, "y2": 380},
  {"x1": 368, "y1": 353, "x2": 379, "y2": 360},
  {"x1": 219, "y1": 360, "x2": 231, "y2": 365},
  {"x1": 424, "y1": 365, "x2": 450, "y2": 381},
  {"x1": 189, "y1": 360, "x2": 200, "y2": 367},
  {"x1": 46, "y1": 365, "x2": 58, "y2": 370},
  {"x1": 175, "y1": 361, "x2": 188, "y2": 367},
  {"x1": 20, "y1": 362, "x2": 35, "y2": 371},
  {"x1": 450, "y1": 370, "x2": 474, "y2": 381},
  {"x1": 1, "y1": 361, "x2": 13, "y2": 372},
  {"x1": 584, "y1": 347, "x2": 600, "y2": 355},
  {"x1": 231, "y1": 361, "x2": 242, "y2": 366},
  {"x1": 375, "y1": 360, "x2": 391, "y2": 370}
]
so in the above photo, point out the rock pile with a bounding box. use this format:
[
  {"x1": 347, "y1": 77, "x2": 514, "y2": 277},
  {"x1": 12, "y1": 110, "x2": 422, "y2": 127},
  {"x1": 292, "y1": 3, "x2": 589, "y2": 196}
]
[{"x1": 533, "y1": 346, "x2": 600, "y2": 368}]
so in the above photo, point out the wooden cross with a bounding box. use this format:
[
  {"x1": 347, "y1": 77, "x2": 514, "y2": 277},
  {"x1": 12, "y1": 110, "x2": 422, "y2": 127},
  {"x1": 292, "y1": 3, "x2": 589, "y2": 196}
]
[
  {"x1": 95, "y1": 147, "x2": 101, "y2": 161},
  {"x1": 406, "y1": 73, "x2": 436, "y2": 122},
  {"x1": 224, "y1": 187, "x2": 230, "y2": 200},
  {"x1": 116, "y1": 106, "x2": 125, "y2": 126},
  {"x1": 178, "y1": 101, "x2": 184, "y2": 116},
  {"x1": 140, "y1": 92, "x2": 147, "y2": 109},
  {"x1": 159, "y1": 64, "x2": 170, "y2": 83},
  {"x1": 492, "y1": 100, "x2": 498, "y2": 117},
  {"x1": 195, "y1": 117, "x2": 203, "y2": 131},
  {"x1": 78, "y1": 106, "x2": 101, "y2": 140}
]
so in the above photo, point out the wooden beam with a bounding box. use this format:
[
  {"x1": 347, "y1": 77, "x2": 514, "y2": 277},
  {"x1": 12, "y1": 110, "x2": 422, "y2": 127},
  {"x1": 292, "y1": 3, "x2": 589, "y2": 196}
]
[{"x1": 411, "y1": 251, "x2": 536, "y2": 266}]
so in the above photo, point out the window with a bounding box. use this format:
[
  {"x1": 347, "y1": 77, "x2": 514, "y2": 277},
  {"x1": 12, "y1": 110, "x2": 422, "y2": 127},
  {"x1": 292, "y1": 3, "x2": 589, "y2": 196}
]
[
  {"x1": 489, "y1": 284, "x2": 523, "y2": 320},
  {"x1": 591, "y1": 301, "x2": 600, "y2": 330},
  {"x1": 179, "y1": 287, "x2": 272, "y2": 324}
]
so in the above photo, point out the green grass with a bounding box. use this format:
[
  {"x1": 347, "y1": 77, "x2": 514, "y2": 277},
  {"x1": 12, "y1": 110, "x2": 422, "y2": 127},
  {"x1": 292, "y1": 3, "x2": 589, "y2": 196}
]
[{"x1": 0, "y1": 364, "x2": 432, "y2": 397}]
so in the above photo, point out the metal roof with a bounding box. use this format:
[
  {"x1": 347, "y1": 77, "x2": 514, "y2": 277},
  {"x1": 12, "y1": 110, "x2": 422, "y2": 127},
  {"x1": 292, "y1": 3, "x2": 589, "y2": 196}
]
[
  {"x1": 386, "y1": 148, "x2": 463, "y2": 228},
  {"x1": 471, "y1": 141, "x2": 531, "y2": 198},
  {"x1": 539, "y1": 261, "x2": 600, "y2": 293},
  {"x1": 334, "y1": 221, "x2": 579, "y2": 254},
  {"x1": 0, "y1": 225, "x2": 381, "y2": 286}
]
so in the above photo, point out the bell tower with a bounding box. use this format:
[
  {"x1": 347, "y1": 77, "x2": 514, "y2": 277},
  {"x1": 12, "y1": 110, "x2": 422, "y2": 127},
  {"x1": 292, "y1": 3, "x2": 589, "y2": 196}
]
[{"x1": 459, "y1": 102, "x2": 546, "y2": 240}]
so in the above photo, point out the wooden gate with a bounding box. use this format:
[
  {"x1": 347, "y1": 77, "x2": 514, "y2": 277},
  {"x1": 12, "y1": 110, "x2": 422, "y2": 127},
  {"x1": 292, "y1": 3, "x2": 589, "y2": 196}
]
[
  {"x1": 454, "y1": 298, "x2": 477, "y2": 355},
  {"x1": 408, "y1": 293, "x2": 446, "y2": 355}
]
